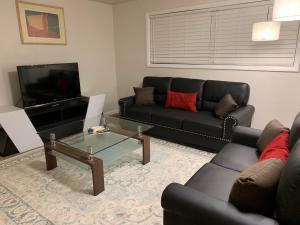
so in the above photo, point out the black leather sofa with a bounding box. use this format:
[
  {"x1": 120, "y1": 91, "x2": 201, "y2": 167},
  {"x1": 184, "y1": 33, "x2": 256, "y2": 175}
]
[
  {"x1": 161, "y1": 113, "x2": 300, "y2": 225},
  {"x1": 119, "y1": 76, "x2": 255, "y2": 151}
]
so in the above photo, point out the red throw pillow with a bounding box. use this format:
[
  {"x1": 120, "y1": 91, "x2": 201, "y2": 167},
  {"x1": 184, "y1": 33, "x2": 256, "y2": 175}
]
[
  {"x1": 258, "y1": 130, "x2": 290, "y2": 162},
  {"x1": 165, "y1": 91, "x2": 197, "y2": 112}
]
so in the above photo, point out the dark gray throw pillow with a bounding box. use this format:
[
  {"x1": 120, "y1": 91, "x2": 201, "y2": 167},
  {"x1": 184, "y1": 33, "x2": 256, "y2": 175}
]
[
  {"x1": 215, "y1": 93, "x2": 238, "y2": 119},
  {"x1": 257, "y1": 120, "x2": 288, "y2": 152},
  {"x1": 229, "y1": 158, "x2": 286, "y2": 216},
  {"x1": 133, "y1": 87, "x2": 155, "y2": 105}
]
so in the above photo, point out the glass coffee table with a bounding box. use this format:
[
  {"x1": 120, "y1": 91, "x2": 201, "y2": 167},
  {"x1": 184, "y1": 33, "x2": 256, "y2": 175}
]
[{"x1": 42, "y1": 116, "x2": 153, "y2": 196}]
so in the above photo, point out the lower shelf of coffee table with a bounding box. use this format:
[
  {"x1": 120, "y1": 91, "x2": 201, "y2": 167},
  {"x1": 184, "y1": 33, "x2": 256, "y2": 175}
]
[{"x1": 48, "y1": 138, "x2": 142, "y2": 171}]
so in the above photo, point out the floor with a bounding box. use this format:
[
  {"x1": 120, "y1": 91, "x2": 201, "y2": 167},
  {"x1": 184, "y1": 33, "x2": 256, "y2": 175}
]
[
  {"x1": 0, "y1": 138, "x2": 214, "y2": 225},
  {"x1": 0, "y1": 153, "x2": 19, "y2": 161}
]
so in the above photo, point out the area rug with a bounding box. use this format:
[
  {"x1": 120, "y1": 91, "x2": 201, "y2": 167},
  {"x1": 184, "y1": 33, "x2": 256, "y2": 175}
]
[{"x1": 0, "y1": 138, "x2": 215, "y2": 225}]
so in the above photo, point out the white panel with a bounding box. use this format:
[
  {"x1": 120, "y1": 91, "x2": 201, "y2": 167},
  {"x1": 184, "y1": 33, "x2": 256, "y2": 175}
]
[
  {"x1": 0, "y1": 107, "x2": 43, "y2": 153},
  {"x1": 84, "y1": 94, "x2": 106, "y2": 130}
]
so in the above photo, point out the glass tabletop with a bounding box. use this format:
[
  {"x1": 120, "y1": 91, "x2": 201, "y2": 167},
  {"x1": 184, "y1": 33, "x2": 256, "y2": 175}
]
[{"x1": 41, "y1": 115, "x2": 153, "y2": 156}]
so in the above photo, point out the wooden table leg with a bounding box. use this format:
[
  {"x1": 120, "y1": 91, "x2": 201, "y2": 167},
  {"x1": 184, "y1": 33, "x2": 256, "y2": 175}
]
[
  {"x1": 90, "y1": 158, "x2": 105, "y2": 196},
  {"x1": 142, "y1": 135, "x2": 150, "y2": 165},
  {"x1": 45, "y1": 147, "x2": 57, "y2": 171}
]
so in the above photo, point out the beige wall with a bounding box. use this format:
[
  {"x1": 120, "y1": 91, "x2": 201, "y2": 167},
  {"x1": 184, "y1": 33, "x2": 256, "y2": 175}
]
[
  {"x1": 113, "y1": 0, "x2": 300, "y2": 129},
  {"x1": 0, "y1": 0, "x2": 117, "y2": 111}
]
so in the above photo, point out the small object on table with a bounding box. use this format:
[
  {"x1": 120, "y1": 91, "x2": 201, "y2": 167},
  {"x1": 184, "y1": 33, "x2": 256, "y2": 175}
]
[
  {"x1": 87, "y1": 126, "x2": 106, "y2": 135},
  {"x1": 88, "y1": 128, "x2": 94, "y2": 135}
]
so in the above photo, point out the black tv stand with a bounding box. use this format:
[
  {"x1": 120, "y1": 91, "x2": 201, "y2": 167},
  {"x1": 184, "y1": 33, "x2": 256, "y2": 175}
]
[{"x1": 25, "y1": 97, "x2": 89, "y2": 139}]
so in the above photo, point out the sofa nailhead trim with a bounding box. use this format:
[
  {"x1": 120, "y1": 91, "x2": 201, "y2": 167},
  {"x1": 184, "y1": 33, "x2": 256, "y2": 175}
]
[{"x1": 223, "y1": 116, "x2": 238, "y2": 140}]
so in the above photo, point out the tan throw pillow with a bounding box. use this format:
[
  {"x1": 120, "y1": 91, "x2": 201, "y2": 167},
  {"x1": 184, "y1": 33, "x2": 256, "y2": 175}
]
[
  {"x1": 257, "y1": 120, "x2": 288, "y2": 152},
  {"x1": 229, "y1": 158, "x2": 286, "y2": 216},
  {"x1": 215, "y1": 93, "x2": 238, "y2": 119},
  {"x1": 133, "y1": 87, "x2": 155, "y2": 105}
]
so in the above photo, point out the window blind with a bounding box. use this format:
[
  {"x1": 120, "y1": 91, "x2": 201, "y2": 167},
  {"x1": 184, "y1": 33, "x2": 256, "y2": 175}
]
[
  {"x1": 214, "y1": 5, "x2": 299, "y2": 67},
  {"x1": 147, "y1": 0, "x2": 300, "y2": 71},
  {"x1": 150, "y1": 10, "x2": 212, "y2": 65}
]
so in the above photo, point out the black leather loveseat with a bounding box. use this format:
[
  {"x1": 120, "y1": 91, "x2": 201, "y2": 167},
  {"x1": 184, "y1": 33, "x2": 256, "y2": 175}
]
[
  {"x1": 119, "y1": 76, "x2": 255, "y2": 151},
  {"x1": 161, "y1": 113, "x2": 300, "y2": 225}
]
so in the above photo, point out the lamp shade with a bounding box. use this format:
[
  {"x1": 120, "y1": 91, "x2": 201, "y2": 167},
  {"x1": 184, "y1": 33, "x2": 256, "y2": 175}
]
[
  {"x1": 252, "y1": 21, "x2": 281, "y2": 41},
  {"x1": 273, "y1": 0, "x2": 300, "y2": 21}
]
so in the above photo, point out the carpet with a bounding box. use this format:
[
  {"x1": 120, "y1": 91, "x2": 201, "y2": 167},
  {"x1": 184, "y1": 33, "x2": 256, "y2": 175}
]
[{"x1": 0, "y1": 138, "x2": 214, "y2": 225}]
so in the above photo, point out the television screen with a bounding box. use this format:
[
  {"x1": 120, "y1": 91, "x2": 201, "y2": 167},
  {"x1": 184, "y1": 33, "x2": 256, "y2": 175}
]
[{"x1": 17, "y1": 63, "x2": 81, "y2": 108}]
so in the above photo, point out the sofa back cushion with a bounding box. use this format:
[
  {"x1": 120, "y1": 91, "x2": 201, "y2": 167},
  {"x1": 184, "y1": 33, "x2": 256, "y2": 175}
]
[
  {"x1": 143, "y1": 76, "x2": 172, "y2": 105},
  {"x1": 289, "y1": 112, "x2": 300, "y2": 149},
  {"x1": 170, "y1": 78, "x2": 205, "y2": 110},
  {"x1": 202, "y1": 80, "x2": 250, "y2": 112},
  {"x1": 276, "y1": 139, "x2": 300, "y2": 225}
]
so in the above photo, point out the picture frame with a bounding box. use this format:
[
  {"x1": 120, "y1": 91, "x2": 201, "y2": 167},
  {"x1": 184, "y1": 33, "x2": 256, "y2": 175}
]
[{"x1": 16, "y1": 1, "x2": 67, "y2": 45}]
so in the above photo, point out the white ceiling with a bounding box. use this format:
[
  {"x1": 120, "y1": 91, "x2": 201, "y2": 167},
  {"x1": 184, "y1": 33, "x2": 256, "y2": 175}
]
[{"x1": 91, "y1": 0, "x2": 136, "y2": 4}]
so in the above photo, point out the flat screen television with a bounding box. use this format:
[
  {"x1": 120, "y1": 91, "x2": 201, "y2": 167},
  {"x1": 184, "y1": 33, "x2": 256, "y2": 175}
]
[{"x1": 17, "y1": 63, "x2": 81, "y2": 108}]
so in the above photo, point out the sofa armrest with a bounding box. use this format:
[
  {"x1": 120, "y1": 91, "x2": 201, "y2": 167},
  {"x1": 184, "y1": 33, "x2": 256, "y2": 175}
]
[
  {"x1": 228, "y1": 105, "x2": 255, "y2": 127},
  {"x1": 118, "y1": 96, "x2": 135, "y2": 117},
  {"x1": 232, "y1": 126, "x2": 262, "y2": 148},
  {"x1": 162, "y1": 183, "x2": 278, "y2": 225},
  {"x1": 223, "y1": 105, "x2": 255, "y2": 140}
]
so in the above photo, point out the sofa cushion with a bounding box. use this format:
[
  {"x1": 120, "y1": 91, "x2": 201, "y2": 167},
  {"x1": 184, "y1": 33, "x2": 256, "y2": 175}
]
[
  {"x1": 126, "y1": 105, "x2": 164, "y2": 122},
  {"x1": 185, "y1": 163, "x2": 240, "y2": 201},
  {"x1": 127, "y1": 105, "x2": 224, "y2": 134},
  {"x1": 211, "y1": 143, "x2": 259, "y2": 172},
  {"x1": 202, "y1": 80, "x2": 250, "y2": 112},
  {"x1": 257, "y1": 120, "x2": 287, "y2": 152},
  {"x1": 143, "y1": 77, "x2": 172, "y2": 105},
  {"x1": 151, "y1": 108, "x2": 195, "y2": 129},
  {"x1": 133, "y1": 87, "x2": 154, "y2": 105},
  {"x1": 182, "y1": 111, "x2": 224, "y2": 137},
  {"x1": 165, "y1": 90, "x2": 197, "y2": 112},
  {"x1": 171, "y1": 78, "x2": 205, "y2": 110},
  {"x1": 229, "y1": 158, "x2": 286, "y2": 216}
]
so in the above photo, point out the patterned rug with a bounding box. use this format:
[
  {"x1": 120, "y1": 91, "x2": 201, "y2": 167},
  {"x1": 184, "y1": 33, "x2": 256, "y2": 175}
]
[{"x1": 0, "y1": 138, "x2": 214, "y2": 225}]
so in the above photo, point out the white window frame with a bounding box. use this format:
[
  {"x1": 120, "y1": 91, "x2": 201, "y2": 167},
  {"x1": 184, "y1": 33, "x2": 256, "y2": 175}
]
[{"x1": 146, "y1": 0, "x2": 300, "y2": 72}]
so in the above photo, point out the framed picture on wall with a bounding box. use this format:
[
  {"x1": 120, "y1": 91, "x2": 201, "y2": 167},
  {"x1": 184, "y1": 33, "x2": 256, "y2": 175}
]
[{"x1": 16, "y1": 1, "x2": 67, "y2": 45}]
